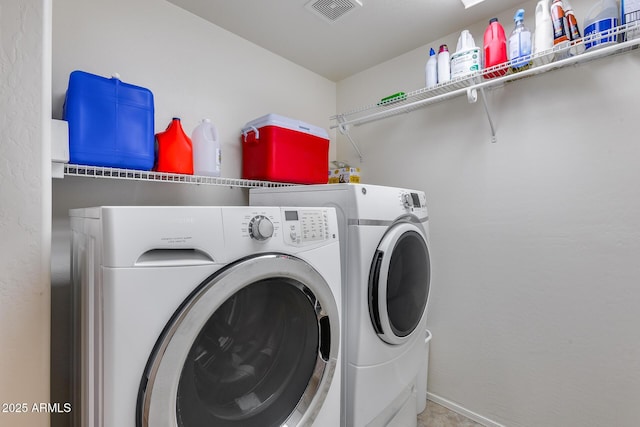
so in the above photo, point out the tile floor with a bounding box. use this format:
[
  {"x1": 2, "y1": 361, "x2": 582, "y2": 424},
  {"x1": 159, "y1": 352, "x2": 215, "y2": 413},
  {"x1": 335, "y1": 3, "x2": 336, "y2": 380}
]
[{"x1": 418, "y1": 400, "x2": 483, "y2": 427}]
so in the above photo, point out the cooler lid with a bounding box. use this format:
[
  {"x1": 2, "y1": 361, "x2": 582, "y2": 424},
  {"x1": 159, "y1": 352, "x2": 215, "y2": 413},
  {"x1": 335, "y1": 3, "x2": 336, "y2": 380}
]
[{"x1": 243, "y1": 113, "x2": 328, "y2": 139}]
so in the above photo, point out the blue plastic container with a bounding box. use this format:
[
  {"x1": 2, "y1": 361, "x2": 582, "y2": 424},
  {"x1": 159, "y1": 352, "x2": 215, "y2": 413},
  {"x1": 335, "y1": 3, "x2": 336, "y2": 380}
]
[{"x1": 63, "y1": 71, "x2": 155, "y2": 170}]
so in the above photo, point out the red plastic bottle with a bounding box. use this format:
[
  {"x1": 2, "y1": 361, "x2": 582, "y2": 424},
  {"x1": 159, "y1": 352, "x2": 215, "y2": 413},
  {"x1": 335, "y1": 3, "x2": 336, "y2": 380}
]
[
  {"x1": 154, "y1": 117, "x2": 194, "y2": 174},
  {"x1": 483, "y1": 18, "x2": 508, "y2": 79}
]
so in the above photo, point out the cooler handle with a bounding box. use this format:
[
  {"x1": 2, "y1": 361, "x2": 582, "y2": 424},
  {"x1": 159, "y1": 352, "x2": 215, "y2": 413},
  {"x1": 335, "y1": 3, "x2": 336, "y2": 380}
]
[{"x1": 241, "y1": 125, "x2": 259, "y2": 143}]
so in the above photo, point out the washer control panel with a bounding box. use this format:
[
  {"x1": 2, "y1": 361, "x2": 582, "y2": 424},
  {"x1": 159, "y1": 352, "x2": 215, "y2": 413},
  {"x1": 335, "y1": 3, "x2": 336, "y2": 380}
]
[
  {"x1": 283, "y1": 209, "x2": 330, "y2": 245},
  {"x1": 237, "y1": 208, "x2": 335, "y2": 247}
]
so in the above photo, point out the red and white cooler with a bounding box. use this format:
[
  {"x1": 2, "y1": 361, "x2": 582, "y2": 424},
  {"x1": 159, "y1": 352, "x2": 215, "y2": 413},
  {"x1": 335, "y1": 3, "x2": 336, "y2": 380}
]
[{"x1": 241, "y1": 114, "x2": 329, "y2": 184}]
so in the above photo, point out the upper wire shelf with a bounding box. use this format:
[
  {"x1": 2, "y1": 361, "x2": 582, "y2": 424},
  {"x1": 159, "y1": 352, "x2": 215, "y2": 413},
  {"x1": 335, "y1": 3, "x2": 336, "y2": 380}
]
[
  {"x1": 62, "y1": 164, "x2": 294, "y2": 188},
  {"x1": 331, "y1": 22, "x2": 640, "y2": 130}
]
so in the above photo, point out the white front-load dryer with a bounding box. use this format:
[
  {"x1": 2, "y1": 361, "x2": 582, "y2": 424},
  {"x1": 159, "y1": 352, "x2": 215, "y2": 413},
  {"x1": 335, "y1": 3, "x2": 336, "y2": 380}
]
[
  {"x1": 70, "y1": 206, "x2": 341, "y2": 427},
  {"x1": 250, "y1": 184, "x2": 432, "y2": 427}
]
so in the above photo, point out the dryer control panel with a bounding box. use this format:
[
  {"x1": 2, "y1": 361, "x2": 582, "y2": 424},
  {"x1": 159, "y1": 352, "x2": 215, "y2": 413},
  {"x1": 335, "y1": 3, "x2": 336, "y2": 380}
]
[{"x1": 399, "y1": 190, "x2": 428, "y2": 215}]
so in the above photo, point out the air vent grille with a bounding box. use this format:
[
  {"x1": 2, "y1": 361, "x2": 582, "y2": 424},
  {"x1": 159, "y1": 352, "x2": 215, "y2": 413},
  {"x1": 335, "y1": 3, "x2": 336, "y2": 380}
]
[{"x1": 305, "y1": 0, "x2": 363, "y2": 23}]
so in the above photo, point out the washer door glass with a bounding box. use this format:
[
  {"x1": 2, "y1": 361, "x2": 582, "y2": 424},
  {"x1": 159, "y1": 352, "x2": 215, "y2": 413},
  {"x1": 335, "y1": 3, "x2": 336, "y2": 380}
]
[
  {"x1": 177, "y1": 279, "x2": 318, "y2": 426},
  {"x1": 369, "y1": 222, "x2": 430, "y2": 345},
  {"x1": 138, "y1": 254, "x2": 339, "y2": 427}
]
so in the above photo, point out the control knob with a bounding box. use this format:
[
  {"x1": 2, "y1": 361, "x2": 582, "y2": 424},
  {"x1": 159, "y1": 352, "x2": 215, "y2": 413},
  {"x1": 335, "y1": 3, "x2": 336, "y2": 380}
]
[
  {"x1": 249, "y1": 215, "x2": 274, "y2": 241},
  {"x1": 401, "y1": 193, "x2": 413, "y2": 209}
]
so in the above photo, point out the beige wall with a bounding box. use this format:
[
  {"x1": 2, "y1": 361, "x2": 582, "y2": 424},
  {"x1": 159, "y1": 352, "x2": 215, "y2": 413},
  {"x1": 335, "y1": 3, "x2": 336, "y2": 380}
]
[
  {"x1": 0, "y1": 0, "x2": 52, "y2": 426},
  {"x1": 337, "y1": 1, "x2": 640, "y2": 426}
]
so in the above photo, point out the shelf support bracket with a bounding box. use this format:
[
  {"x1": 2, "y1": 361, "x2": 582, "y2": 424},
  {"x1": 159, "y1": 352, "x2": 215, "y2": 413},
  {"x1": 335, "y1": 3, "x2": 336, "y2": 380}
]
[
  {"x1": 466, "y1": 87, "x2": 478, "y2": 103},
  {"x1": 337, "y1": 115, "x2": 363, "y2": 161},
  {"x1": 478, "y1": 87, "x2": 497, "y2": 143}
]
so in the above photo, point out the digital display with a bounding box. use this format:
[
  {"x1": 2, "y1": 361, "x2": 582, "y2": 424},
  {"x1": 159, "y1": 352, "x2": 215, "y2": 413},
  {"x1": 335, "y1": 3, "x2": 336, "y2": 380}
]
[
  {"x1": 285, "y1": 210, "x2": 299, "y2": 221},
  {"x1": 411, "y1": 193, "x2": 421, "y2": 207}
]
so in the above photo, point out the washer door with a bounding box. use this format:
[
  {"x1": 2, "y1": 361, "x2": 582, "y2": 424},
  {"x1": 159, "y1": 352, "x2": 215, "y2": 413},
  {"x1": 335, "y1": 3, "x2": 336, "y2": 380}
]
[
  {"x1": 368, "y1": 222, "x2": 431, "y2": 345},
  {"x1": 137, "y1": 254, "x2": 339, "y2": 427}
]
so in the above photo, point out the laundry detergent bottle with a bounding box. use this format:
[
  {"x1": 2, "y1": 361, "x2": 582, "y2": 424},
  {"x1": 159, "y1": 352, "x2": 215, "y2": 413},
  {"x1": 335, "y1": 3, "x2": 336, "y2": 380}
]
[
  {"x1": 155, "y1": 117, "x2": 194, "y2": 175},
  {"x1": 426, "y1": 48, "x2": 438, "y2": 88},
  {"x1": 451, "y1": 30, "x2": 481, "y2": 79},
  {"x1": 192, "y1": 118, "x2": 221, "y2": 177},
  {"x1": 509, "y1": 9, "x2": 533, "y2": 72},
  {"x1": 483, "y1": 18, "x2": 508, "y2": 79},
  {"x1": 534, "y1": 0, "x2": 554, "y2": 64},
  {"x1": 584, "y1": 0, "x2": 619, "y2": 50}
]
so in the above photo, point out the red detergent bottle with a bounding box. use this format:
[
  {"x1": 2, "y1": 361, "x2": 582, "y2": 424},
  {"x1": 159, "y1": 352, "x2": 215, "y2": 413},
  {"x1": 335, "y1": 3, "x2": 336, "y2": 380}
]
[
  {"x1": 155, "y1": 117, "x2": 194, "y2": 175},
  {"x1": 483, "y1": 17, "x2": 508, "y2": 79}
]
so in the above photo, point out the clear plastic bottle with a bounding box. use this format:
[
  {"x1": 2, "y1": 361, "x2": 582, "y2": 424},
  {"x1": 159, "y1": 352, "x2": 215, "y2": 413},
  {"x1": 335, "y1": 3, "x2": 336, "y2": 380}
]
[
  {"x1": 437, "y1": 44, "x2": 451, "y2": 84},
  {"x1": 192, "y1": 118, "x2": 221, "y2": 177},
  {"x1": 426, "y1": 48, "x2": 438, "y2": 88},
  {"x1": 509, "y1": 9, "x2": 533, "y2": 72}
]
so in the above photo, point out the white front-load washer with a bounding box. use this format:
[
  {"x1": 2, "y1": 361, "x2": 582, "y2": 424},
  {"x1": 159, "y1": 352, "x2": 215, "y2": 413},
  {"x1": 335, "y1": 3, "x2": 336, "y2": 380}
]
[
  {"x1": 70, "y1": 206, "x2": 341, "y2": 427},
  {"x1": 250, "y1": 184, "x2": 431, "y2": 427}
]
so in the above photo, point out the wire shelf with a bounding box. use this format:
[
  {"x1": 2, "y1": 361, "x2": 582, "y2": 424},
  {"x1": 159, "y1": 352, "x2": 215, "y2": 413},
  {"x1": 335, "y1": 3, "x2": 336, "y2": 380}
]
[
  {"x1": 63, "y1": 164, "x2": 295, "y2": 188},
  {"x1": 332, "y1": 22, "x2": 640, "y2": 129}
]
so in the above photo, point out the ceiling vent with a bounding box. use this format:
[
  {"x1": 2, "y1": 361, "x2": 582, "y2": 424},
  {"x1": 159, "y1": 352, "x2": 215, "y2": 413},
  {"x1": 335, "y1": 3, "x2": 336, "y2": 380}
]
[{"x1": 305, "y1": 0, "x2": 363, "y2": 24}]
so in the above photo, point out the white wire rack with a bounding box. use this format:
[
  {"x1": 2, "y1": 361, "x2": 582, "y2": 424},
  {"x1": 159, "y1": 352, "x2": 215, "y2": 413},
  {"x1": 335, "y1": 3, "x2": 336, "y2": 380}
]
[
  {"x1": 63, "y1": 164, "x2": 295, "y2": 188},
  {"x1": 332, "y1": 22, "x2": 640, "y2": 151}
]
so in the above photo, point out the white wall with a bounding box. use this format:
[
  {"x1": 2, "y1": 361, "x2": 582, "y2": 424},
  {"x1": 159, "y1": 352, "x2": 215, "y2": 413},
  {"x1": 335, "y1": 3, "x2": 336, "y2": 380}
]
[
  {"x1": 338, "y1": 1, "x2": 640, "y2": 426},
  {"x1": 0, "y1": 1, "x2": 52, "y2": 426},
  {"x1": 50, "y1": 0, "x2": 336, "y2": 425}
]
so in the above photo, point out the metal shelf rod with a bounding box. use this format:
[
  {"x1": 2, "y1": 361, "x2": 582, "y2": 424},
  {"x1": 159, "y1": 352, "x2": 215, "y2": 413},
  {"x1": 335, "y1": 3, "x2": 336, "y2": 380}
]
[
  {"x1": 62, "y1": 164, "x2": 294, "y2": 188},
  {"x1": 331, "y1": 23, "x2": 640, "y2": 130}
]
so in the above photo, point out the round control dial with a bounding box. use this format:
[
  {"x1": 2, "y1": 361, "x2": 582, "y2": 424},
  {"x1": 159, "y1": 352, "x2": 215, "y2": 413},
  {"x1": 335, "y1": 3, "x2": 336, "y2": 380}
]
[
  {"x1": 402, "y1": 193, "x2": 413, "y2": 209},
  {"x1": 249, "y1": 215, "x2": 274, "y2": 241}
]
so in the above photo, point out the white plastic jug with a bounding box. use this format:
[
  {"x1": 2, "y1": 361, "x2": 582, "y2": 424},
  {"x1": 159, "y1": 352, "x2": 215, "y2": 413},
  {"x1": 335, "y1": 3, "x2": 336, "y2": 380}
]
[
  {"x1": 534, "y1": 0, "x2": 554, "y2": 64},
  {"x1": 192, "y1": 118, "x2": 221, "y2": 177},
  {"x1": 584, "y1": 0, "x2": 619, "y2": 50},
  {"x1": 457, "y1": 29, "x2": 475, "y2": 51},
  {"x1": 451, "y1": 30, "x2": 481, "y2": 78}
]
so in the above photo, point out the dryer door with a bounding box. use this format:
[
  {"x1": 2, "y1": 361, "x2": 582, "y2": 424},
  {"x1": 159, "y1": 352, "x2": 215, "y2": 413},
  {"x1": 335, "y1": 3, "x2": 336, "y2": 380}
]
[
  {"x1": 369, "y1": 222, "x2": 431, "y2": 345},
  {"x1": 137, "y1": 254, "x2": 339, "y2": 427}
]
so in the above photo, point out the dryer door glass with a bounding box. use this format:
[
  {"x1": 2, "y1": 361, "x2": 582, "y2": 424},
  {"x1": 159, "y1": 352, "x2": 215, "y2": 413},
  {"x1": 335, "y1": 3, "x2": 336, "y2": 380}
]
[
  {"x1": 369, "y1": 224, "x2": 430, "y2": 344},
  {"x1": 138, "y1": 254, "x2": 339, "y2": 427}
]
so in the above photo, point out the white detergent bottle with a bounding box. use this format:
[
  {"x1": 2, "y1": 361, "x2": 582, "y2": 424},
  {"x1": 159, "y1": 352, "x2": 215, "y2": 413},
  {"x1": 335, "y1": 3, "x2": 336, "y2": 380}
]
[
  {"x1": 426, "y1": 48, "x2": 438, "y2": 88},
  {"x1": 584, "y1": 0, "x2": 619, "y2": 50},
  {"x1": 450, "y1": 30, "x2": 481, "y2": 79},
  {"x1": 192, "y1": 118, "x2": 221, "y2": 177},
  {"x1": 534, "y1": 0, "x2": 554, "y2": 64}
]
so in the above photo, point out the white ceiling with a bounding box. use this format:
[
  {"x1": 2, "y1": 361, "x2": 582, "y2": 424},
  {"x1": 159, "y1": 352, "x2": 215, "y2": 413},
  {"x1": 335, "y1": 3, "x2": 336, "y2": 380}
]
[{"x1": 167, "y1": 0, "x2": 525, "y2": 82}]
